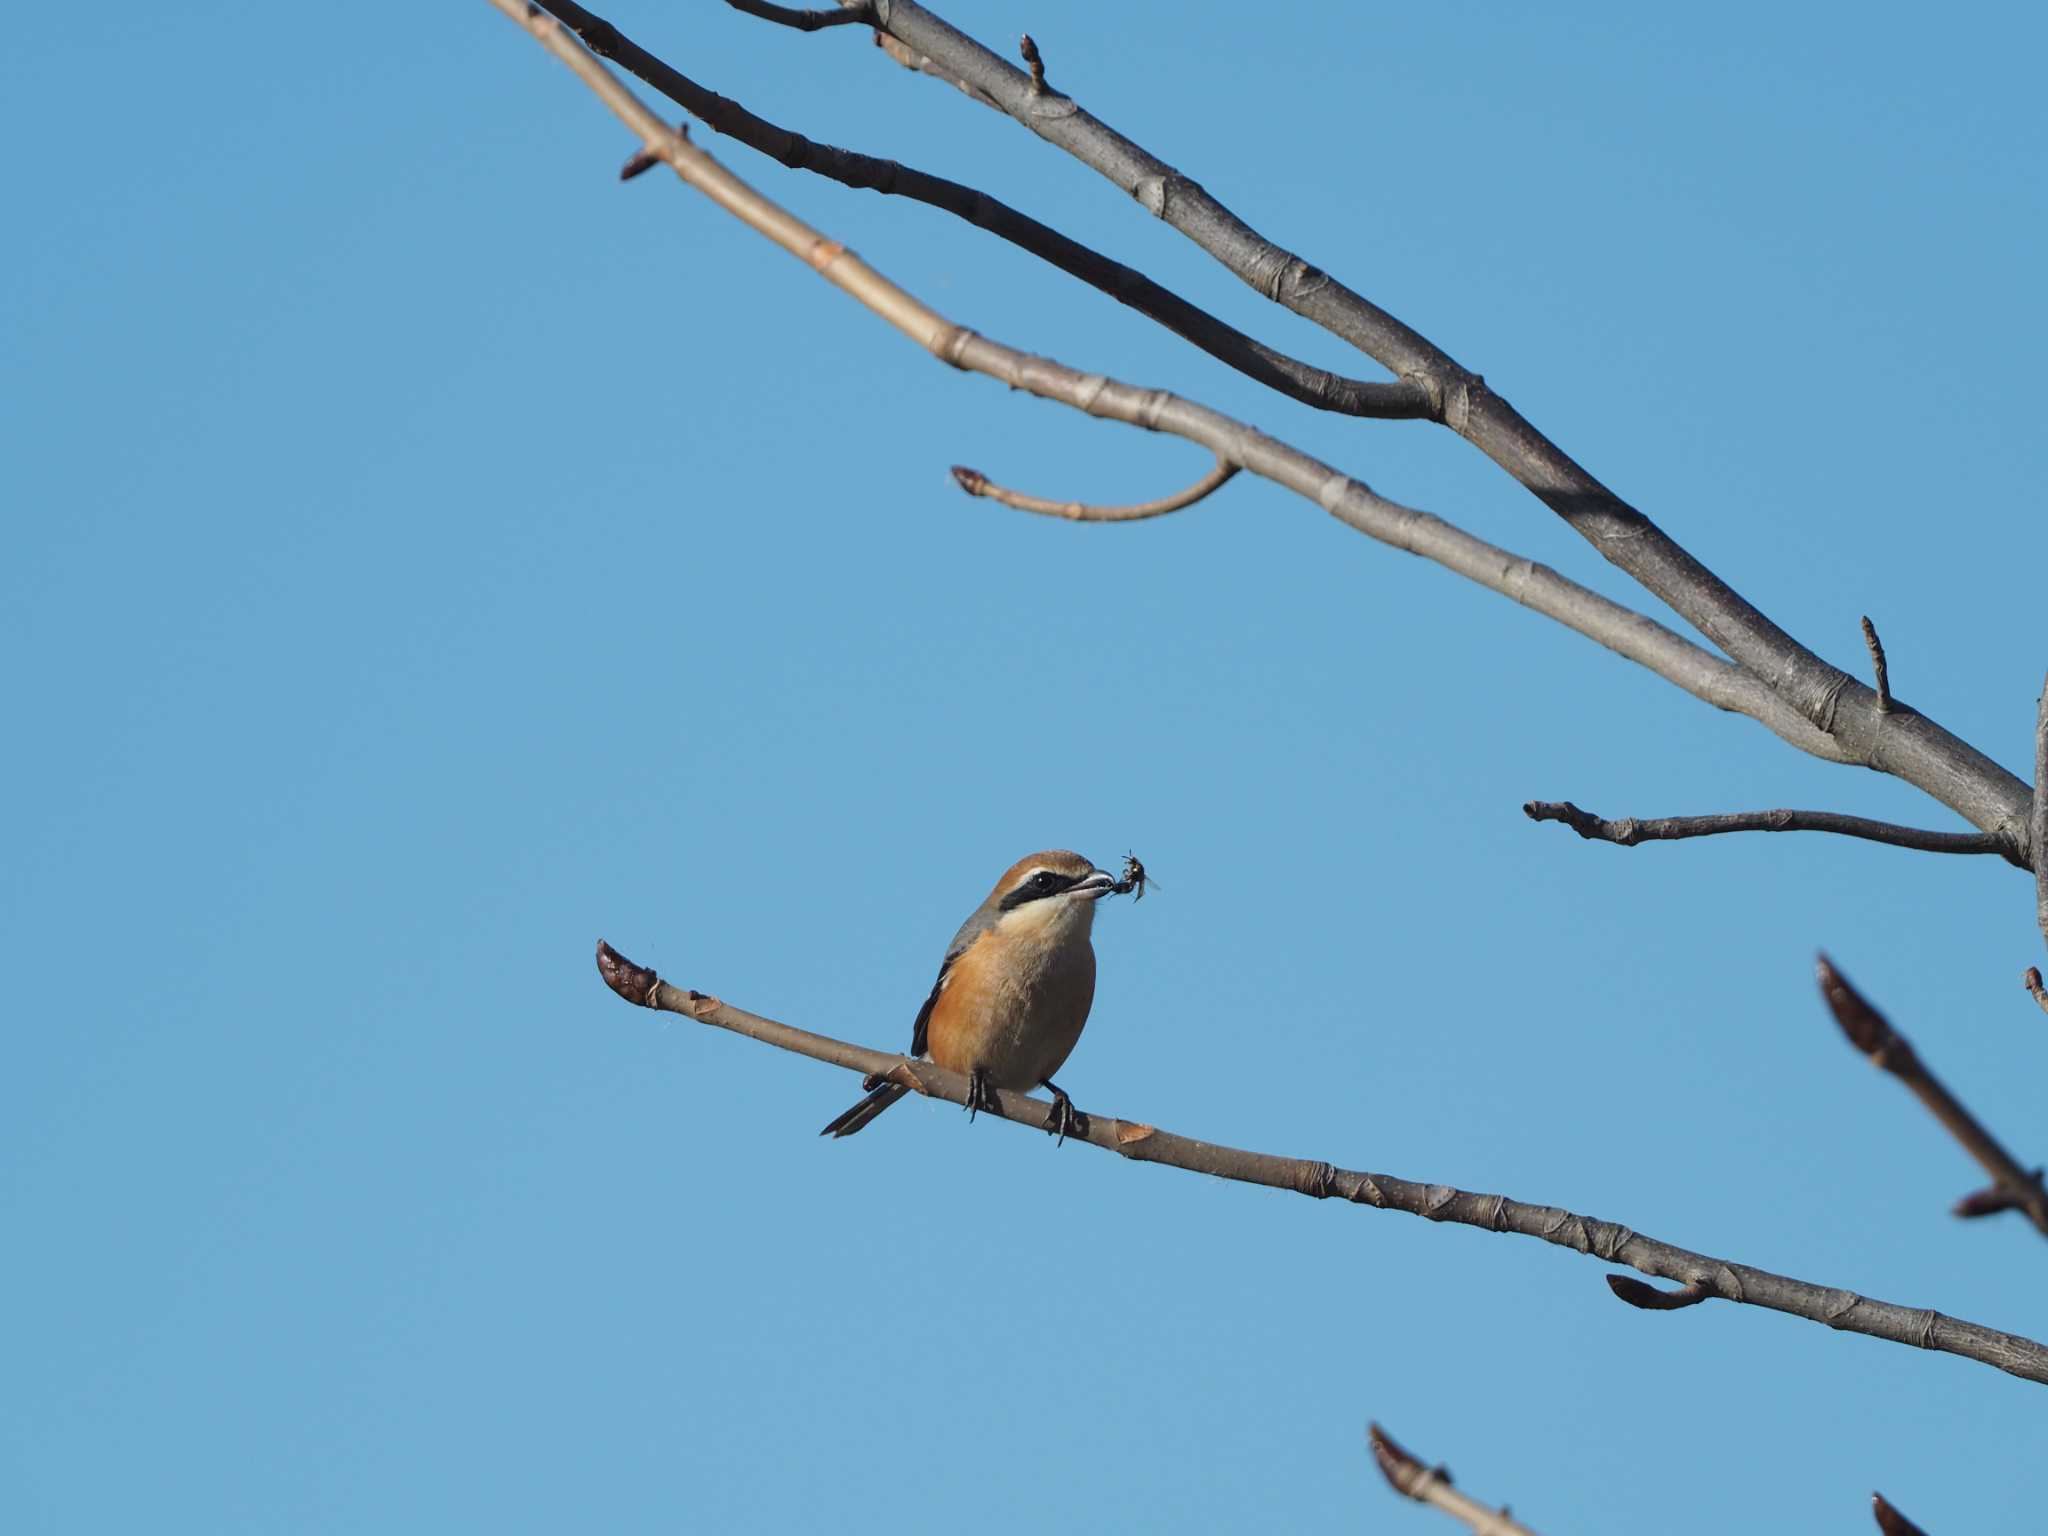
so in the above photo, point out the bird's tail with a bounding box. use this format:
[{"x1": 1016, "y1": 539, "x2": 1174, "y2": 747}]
[{"x1": 819, "y1": 1080, "x2": 909, "y2": 1138}]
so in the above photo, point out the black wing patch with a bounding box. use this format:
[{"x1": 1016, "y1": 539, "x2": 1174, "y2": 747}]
[{"x1": 909, "y1": 948, "x2": 962, "y2": 1059}]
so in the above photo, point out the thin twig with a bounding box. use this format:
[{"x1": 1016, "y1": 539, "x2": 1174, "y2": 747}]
[
  {"x1": 721, "y1": 0, "x2": 870, "y2": 30},
  {"x1": 1816, "y1": 956, "x2": 2048, "y2": 1239},
  {"x1": 535, "y1": 1, "x2": 1428, "y2": 420},
  {"x1": 2034, "y1": 668, "x2": 2048, "y2": 946},
  {"x1": 1862, "y1": 615, "x2": 1892, "y2": 712},
  {"x1": 485, "y1": 3, "x2": 1852, "y2": 769},
  {"x1": 1524, "y1": 801, "x2": 2017, "y2": 865},
  {"x1": 1368, "y1": 1424, "x2": 1541, "y2": 1536},
  {"x1": 1872, "y1": 1492, "x2": 1931, "y2": 1536},
  {"x1": 950, "y1": 457, "x2": 1236, "y2": 522},
  {"x1": 1018, "y1": 33, "x2": 1047, "y2": 95},
  {"x1": 841, "y1": 0, "x2": 2032, "y2": 846},
  {"x1": 590, "y1": 937, "x2": 2048, "y2": 1385}
]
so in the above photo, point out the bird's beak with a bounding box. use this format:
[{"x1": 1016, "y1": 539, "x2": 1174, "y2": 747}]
[{"x1": 1073, "y1": 870, "x2": 1117, "y2": 900}]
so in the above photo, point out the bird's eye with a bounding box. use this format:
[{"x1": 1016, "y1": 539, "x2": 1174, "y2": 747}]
[{"x1": 1034, "y1": 872, "x2": 1055, "y2": 888}]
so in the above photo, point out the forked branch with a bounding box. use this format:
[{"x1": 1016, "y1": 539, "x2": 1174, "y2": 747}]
[
  {"x1": 487, "y1": 0, "x2": 1848, "y2": 768},
  {"x1": 593, "y1": 938, "x2": 2048, "y2": 1386},
  {"x1": 539, "y1": 1, "x2": 1429, "y2": 419},
  {"x1": 820, "y1": 0, "x2": 2032, "y2": 848}
]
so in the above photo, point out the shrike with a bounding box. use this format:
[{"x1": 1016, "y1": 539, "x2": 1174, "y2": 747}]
[{"x1": 821, "y1": 850, "x2": 1118, "y2": 1142}]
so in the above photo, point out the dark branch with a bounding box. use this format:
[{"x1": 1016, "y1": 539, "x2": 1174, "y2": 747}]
[
  {"x1": 1606, "y1": 1275, "x2": 1712, "y2": 1311},
  {"x1": 538, "y1": 1, "x2": 1429, "y2": 420},
  {"x1": 1524, "y1": 800, "x2": 2016, "y2": 864},
  {"x1": 1872, "y1": 1492, "x2": 1931, "y2": 1536},
  {"x1": 851, "y1": 0, "x2": 2032, "y2": 845},
  {"x1": 1861, "y1": 615, "x2": 1892, "y2": 712},
  {"x1": 721, "y1": 0, "x2": 871, "y2": 30},
  {"x1": 1817, "y1": 955, "x2": 2048, "y2": 1239},
  {"x1": 592, "y1": 937, "x2": 2048, "y2": 1386}
]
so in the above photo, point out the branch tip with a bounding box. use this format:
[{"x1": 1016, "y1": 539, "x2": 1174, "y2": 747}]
[
  {"x1": 1872, "y1": 1491, "x2": 1929, "y2": 1536},
  {"x1": 2024, "y1": 966, "x2": 2048, "y2": 1014},
  {"x1": 596, "y1": 938, "x2": 661, "y2": 1005},
  {"x1": 1605, "y1": 1273, "x2": 1712, "y2": 1311},
  {"x1": 1816, "y1": 953, "x2": 1896, "y2": 1058}
]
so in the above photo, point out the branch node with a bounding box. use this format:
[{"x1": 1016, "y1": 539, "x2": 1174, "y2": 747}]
[{"x1": 1860, "y1": 615, "x2": 1893, "y2": 712}]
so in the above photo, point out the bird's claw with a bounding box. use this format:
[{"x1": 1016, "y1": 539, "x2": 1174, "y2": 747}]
[
  {"x1": 1043, "y1": 1082, "x2": 1086, "y2": 1146},
  {"x1": 964, "y1": 1066, "x2": 994, "y2": 1122}
]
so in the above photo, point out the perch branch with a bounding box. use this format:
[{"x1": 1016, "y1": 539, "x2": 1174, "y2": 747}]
[
  {"x1": 537, "y1": 1, "x2": 1429, "y2": 419},
  {"x1": 837, "y1": 0, "x2": 2032, "y2": 846},
  {"x1": 591, "y1": 938, "x2": 2048, "y2": 1386},
  {"x1": 1367, "y1": 1424, "x2": 1540, "y2": 1536},
  {"x1": 950, "y1": 456, "x2": 1237, "y2": 522},
  {"x1": 1861, "y1": 616, "x2": 1893, "y2": 712},
  {"x1": 485, "y1": 0, "x2": 1852, "y2": 768},
  {"x1": 1524, "y1": 801, "x2": 2016, "y2": 865},
  {"x1": 1816, "y1": 956, "x2": 2048, "y2": 1239}
]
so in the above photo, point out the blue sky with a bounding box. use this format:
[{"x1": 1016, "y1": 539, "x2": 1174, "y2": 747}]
[{"x1": 6, "y1": 2, "x2": 2046, "y2": 1530}]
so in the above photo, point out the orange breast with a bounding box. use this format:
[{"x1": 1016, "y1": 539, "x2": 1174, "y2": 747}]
[{"x1": 924, "y1": 928, "x2": 1096, "y2": 1089}]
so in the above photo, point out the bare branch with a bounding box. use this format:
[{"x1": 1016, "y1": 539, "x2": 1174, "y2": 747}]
[
  {"x1": 486, "y1": 4, "x2": 1851, "y2": 768},
  {"x1": 1954, "y1": 1177, "x2": 2047, "y2": 1220},
  {"x1": 1816, "y1": 955, "x2": 2048, "y2": 1239},
  {"x1": 590, "y1": 937, "x2": 2048, "y2": 1385},
  {"x1": 1368, "y1": 1424, "x2": 1541, "y2": 1536},
  {"x1": 950, "y1": 457, "x2": 1236, "y2": 523},
  {"x1": 849, "y1": 1, "x2": 2032, "y2": 846},
  {"x1": 2034, "y1": 669, "x2": 2048, "y2": 944},
  {"x1": 1862, "y1": 615, "x2": 1893, "y2": 712},
  {"x1": 1525, "y1": 801, "x2": 2016, "y2": 864},
  {"x1": 1872, "y1": 1492, "x2": 1931, "y2": 1536},
  {"x1": 721, "y1": 0, "x2": 870, "y2": 30},
  {"x1": 536, "y1": 1, "x2": 1428, "y2": 420}
]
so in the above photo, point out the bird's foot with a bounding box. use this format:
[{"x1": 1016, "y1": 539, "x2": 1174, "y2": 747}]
[
  {"x1": 964, "y1": 1066, "x2": 994, "y2": 1123},
  {"x1": 1042, "y1": 1080, "x2": 1086, "y2": 1146}
]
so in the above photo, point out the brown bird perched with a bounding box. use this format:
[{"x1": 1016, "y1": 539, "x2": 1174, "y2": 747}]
[{"x1": 821, "y1": 849, "x2": 1120, "y2": 1143}]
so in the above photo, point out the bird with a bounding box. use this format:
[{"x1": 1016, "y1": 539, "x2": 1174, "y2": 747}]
[{"x1": 820, "y1": 849, "x2": 1119, "y2": 1143}]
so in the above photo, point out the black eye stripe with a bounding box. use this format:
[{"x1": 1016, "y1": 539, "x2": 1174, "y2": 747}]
[{"x1": 1000, "y1": 869, "x2": 1078, "y2": 909}]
